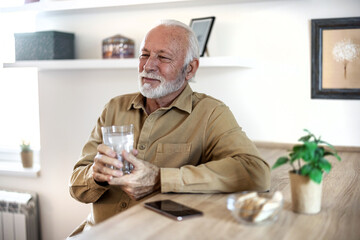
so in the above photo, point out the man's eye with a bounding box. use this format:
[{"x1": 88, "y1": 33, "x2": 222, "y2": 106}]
[
  {"x1": 140, "y1": 54, "x2": 149, "y2": 58},
  {"x1": 159, "y1": 56, "x2": 171, "y2": 61}
]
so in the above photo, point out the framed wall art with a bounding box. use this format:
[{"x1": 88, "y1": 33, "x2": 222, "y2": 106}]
[
  {"x1": 190, "y1": 16, "x2": 215, "y2": 57},
  {"x1": 311, "y1": 17, "x2": 360, "y2": 99}
]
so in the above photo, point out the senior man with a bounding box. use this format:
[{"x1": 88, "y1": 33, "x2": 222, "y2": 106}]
[{"x1": 69, "y1": 19, "x2": 270, "y2": 236}]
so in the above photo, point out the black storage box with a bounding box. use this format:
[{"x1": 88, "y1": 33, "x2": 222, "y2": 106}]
[{"x1": 14, "y1": 31, "x2": 75, "y2": 60}]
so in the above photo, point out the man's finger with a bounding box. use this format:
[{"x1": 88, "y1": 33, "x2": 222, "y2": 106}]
[
  {"x1": 95, "y1": 152, "x2": 122, "y2": 169},
  {"x1": 93, "y1": 171, "x2": 113, "y2": 182},
  {"x1": 97, "y1": 144, "x2": 116, "y2": 158},
  {"x1": 108, "y1": 174, "x2": 130, "y2": 185},
  {"x1": 122, "y1": 151, "x2": 140, "y2": 166},
  {"x1": 132, "y1": 149, "x2": 139, "y2": 156},
  {"x1": 93, "y1": 161, "x2": 123, "y2": 177}
]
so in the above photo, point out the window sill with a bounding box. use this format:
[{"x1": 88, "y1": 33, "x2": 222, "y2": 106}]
[{"x1": 0, "y1": 162, "x2": 40, "y2": 178}]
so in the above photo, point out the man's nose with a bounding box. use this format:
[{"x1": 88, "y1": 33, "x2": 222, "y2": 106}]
[{"x1": 143, "y1": 56, "x2": 159, "y2": 72}]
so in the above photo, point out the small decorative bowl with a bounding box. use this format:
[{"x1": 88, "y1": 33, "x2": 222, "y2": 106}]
[{"x1": 227, "y1": 191, "x2": 283, "y2": 225}]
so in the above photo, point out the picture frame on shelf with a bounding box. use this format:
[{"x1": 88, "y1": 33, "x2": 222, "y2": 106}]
[
  {"x1": 311, "y1": 17, "x2": 360, "y2": 99},
  {"x1": 190, "y1": 16, "x2": 215, "y2": 57}
]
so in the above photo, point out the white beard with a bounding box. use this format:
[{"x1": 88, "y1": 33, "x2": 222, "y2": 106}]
[{"x1": 138, "y1": 70, "x2": 185, "y2": 99}]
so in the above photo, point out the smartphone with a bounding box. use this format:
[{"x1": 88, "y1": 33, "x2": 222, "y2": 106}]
[{"x1": 144, "y1": 199, "x2": 203, "y2": 221}]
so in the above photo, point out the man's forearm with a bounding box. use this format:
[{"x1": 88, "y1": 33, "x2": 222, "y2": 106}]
[{"x1": 160, "y1": 154, "x2": 270, "y2": 193}]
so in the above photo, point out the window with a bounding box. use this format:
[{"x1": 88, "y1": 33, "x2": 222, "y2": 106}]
[
  {"x1": 0, "y1": 68, "x2": 40, "y2": 160},
  {"x1": 0, "y1": 4, "x2": 40, "y2": 168}
]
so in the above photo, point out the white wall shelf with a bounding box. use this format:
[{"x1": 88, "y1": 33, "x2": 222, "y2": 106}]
[
  {"x1": 0, "y1": 0, "x2": 266, "y2": 13},
  {"x1": 1, "y1": 1, "x2": 257, "y2": 71},
  {"x1": 1, "y1": 0, "x2": 177, "y2": 13},
  {"x1": 3, "y1": 57, "x2": 253, "y2": 70}
]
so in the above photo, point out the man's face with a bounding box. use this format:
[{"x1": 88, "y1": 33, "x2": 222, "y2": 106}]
[{"x1": 138, "y1": 25, "x2": 188, "y2": 99}]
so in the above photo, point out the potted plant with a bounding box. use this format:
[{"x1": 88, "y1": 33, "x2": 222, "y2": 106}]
[
  {"x1": 272, "y1": 129, "x2": 341, "y2": 214},
  {"x1": 20, "y1": 140, "x2": 33, "y2": 168}
]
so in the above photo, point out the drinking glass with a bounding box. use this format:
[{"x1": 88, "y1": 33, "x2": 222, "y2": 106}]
[{"x1": 101, "y1": 124, "x2": 134, "y2": 174}]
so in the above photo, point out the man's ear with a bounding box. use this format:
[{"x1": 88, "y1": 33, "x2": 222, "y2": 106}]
[{"x1": 185, "y1": 59, "x2": 199, "y2": 81}]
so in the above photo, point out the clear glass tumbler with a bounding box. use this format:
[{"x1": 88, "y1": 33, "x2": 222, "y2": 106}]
[{"x1": 101, "y1": 124, "x2": 134, "y2": 174}]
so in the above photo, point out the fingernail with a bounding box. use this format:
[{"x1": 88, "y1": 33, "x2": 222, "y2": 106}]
[
  {"x1": 115, "y1": 170, "x2": 123, "y2": 177},
  {"x1": 111, "y1": 150, "x2": 116, "y2": 158}
]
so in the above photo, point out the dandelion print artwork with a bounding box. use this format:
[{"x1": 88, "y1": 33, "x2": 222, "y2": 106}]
[
  {"x1": 322, "y1": 29, "x2": 360, "y2": 89},
  {"x1": 332, "y1": 39, "x2": 360, "y2": 79}
]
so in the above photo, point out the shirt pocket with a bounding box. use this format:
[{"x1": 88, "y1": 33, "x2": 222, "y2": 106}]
[{"x1": 155, "y1": 143, "x2": 191, "y2": 168}]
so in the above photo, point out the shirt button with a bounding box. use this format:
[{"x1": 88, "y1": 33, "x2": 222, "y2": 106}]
[
  {"x1": 139, "y1": 144, "x2": 146, "y2": 150},
  {"x1": 121, "y1": 202, "x2": 127, "y2": 208}
]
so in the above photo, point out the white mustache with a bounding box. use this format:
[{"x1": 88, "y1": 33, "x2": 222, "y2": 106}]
[{"x1": 139, "y1": 71, "x2": 165, "y2": 82}]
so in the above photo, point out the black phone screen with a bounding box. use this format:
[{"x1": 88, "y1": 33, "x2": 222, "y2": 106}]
[{"x1": 144, "y1": 199, "x2": 203, "y2": 221}]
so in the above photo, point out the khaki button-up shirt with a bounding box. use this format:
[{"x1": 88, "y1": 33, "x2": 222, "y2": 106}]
[{"x1": 69, "y1": 84, "x2": 270, "y2": 234}]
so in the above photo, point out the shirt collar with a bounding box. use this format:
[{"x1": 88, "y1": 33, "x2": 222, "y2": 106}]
[{"x1": 130, "y1": 84, "x2": 193, "y2": 114}]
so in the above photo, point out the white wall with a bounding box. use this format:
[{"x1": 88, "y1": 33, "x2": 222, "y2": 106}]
[{"x1": 0, "y1": 0, "x2": 359, "y2": 239}]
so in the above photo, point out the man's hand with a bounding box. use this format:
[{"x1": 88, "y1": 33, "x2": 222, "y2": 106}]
[
  {"x1": 92, "y1": 144, "x2": 123, "y2": 183},
  {"x1": 108, "y1": 150, "x2": 161, "y2": 200}
]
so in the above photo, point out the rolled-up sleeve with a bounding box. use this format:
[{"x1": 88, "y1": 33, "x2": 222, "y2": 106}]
[{"x1": 69, "y1": 161, "x2": 110, "y2": 203}]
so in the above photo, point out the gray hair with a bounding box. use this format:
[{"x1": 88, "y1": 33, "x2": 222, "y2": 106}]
[
  {"x1": 157, "y1": 19, "x2": 200, "y2": 66},
  {"x1": 140, "y1": 19, "x2": 200, "y2": 67}
]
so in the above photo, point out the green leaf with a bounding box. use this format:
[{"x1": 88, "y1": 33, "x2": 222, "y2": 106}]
[
  {"x1": 319, "y1": 158, "x2": 331, "y2": 173},
  {"x1": 300, "y1": 164, "x2": 313, "y2": 176},
  {"x1": 298, "y1": 134, "x2": 311, "y2": 143},
  {"x1": 272, "y1": 157, "x2": 289, "y2": 169},
  {"x1": 324, "y1": 151, "x2": 342, "y2": 161},
  {"x1": 292, "y1": 145, "x2": 303, "y2": 152},
  {"x1": 300, "y1": 142, "x2": 317, "y2": 162},
  {"x1": 319, "y1": 139, "x2": 335, "y2": 150},
  {"x1": 305, "y1": 141, "x2": 318, "y2": 151},
  {"x1": 303, "y1": 129, "x2": 312, "y2": 134},
  {"x1": 309, "y1": 168, "x2": 323, "y2": 184},
  {"x1": 299, "y1": 129, "x2": 316, "y2": 142},
  {"x1": 312, "y1": 147, "x2": 324, "y2": 163},
  {"x1": 290, "y1": 145, "x2": 305, "y2": 162}
]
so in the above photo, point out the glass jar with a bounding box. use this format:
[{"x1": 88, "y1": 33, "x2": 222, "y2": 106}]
[{"x1": 102, "y1": 34, "x2": 135, "y2": 59}]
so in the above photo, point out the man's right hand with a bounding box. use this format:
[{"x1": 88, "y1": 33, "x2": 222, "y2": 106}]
[{"x1": 92, "y1": 144, "x2": 123, "y2": 183}]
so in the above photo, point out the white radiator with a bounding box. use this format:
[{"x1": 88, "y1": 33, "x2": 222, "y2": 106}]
[{"x1": 0, "y1": 190, "x2": 40, "y2": 240}]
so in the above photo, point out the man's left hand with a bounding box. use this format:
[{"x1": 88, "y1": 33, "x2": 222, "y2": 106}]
[{"x1": 108, "y1": 149, "x2": 161, "y2": 200}]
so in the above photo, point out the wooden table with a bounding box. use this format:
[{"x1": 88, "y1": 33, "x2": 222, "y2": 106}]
[{"x1": 74, "y1": 148, "x2": 360, "y2": 240}]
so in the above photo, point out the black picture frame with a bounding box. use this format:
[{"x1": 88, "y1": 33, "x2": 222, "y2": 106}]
[
  {"x1": 190, "y1": 16, "x2": 215, "y2": 57},
  {"x1": 311, "y1": 17, "x2": 360, "y2": 99}
]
